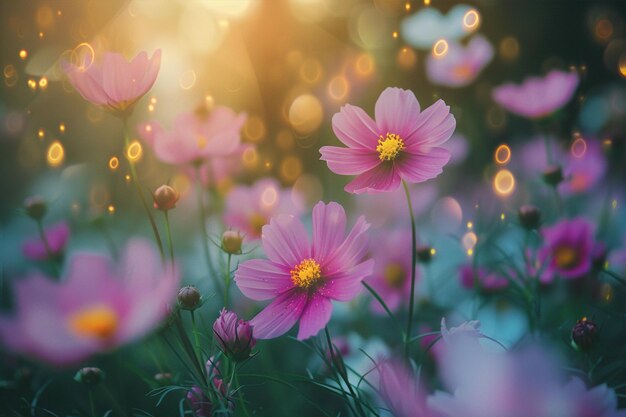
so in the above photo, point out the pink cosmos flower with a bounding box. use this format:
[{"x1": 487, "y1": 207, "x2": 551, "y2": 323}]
[
  {"x1": 459, "y1": 265, "x2": 509, "y2": 291},
  {"x1": 426, "y1": 35, "x2": 494, "y2": 88},
  {"x1": 63, "y1": 50, "x2": 161, "y2": 116},
  {"x1": 376, "y1": 359, "x2": 436, "y2": 417},
  {"x1": 22, "y1": 221, "x2": 70, "y2": 261},
  {"x1": 492, "y1": 70, "x2": 579, "y2": 119},
  {"x1": 320, "y1": 87, "x2": 456, "y2": 194},
  {"x1": 138, "y1": 105, "x2": 246, "y2": 166},
  {"x1": 365, "y1": 229, "x2": 414, "y2": 313},
  {"x1": 212, "y1": 308, "x2": 255, "y2": 362},
  {"x1": 560, "y1": 378, "x2": 626, "y2": 417},
  {"x1": 234, "y1": 201, "x2": 374, "y2": 340},
  {"x1": 538, "y1": 217, "x2": 595, "y2": 282},
  {"x1": 224, "y1": 178, "x2": 303, "y2": 240},
  {"x1": 185, "y1": 144, "x2": 253, "y2": 188},
  {"x1": 560, "y1": 139, "x2": 607, "y2": 196},
  {"x1": 0, "y1": 239, "x2": 179, "y2": 366}
]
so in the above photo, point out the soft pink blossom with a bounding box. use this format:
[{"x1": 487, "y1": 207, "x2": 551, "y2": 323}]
[
  {"x1": 63, "y1": 50, "x2": 161, "y2": 115},
  {"x1": 320, "y1": 87, "x2": 456, "y2": 194},
  {"x1": 224, "y1": 178, "x2": 303, "y2": 240},
  {"x1": 22, "y1": 221, "x2": 70, "y2": 260},
  {"x1": 426, "y1": 35, "x2": 494, "y2": 88},
  {"x1": 138, "y1": 105, "x2": 246, "y2": 166},
  {"x1": 234, "y1": 201, "x2": 373, "y2": 340},
  {"x1": 376, "y1": 359, "x2": 436, "y2": 417},
  {"x1": 0, "y1": 239, "x2": 179, "y2": 366},
  {"x1": 492, "y1": 70, "x2": 579, "y2": 119}
]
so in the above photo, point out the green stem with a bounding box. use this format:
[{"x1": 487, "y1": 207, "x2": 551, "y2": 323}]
[
  {"x1": 122, "y1": 118, "x2": 165, "y2": 261},
  {"x1": 224, "y1": 254, "x2": 232, "y2": 309},
  {"x1": 234, "y1": 371, "x2": 252, "y2": 417},
  {"x1": 362, "y1": 281, "x2": 404, "y2": 338},
  {"x1": 194, "y1": 166, "x2": 222, "y2": 298},
  {"x1": 163, "y1": 210, "x2": 175, "y2": 265},
  {"x1": 402, "y1": 180, "x2": 418, "y2": 362},
  {"x1": 88, "y1": 389, "x2": 96, "y2": 417},
  {"x1": 35, "y1": 219, "x2": 61, "y2": 276},
  {"x1": 190, "y1": 310, "x2": 201, "y2": 355}
]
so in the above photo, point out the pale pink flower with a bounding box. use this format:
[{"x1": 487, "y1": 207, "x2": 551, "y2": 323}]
[
  {"x1": 63, "y1": 50, "x2": 161, "y2": 116},
  {"x1": 376, "y1": 359, "x2": 437, "y2": 417},
  {"x1": 426, "y1": 35, "x2": 494, "y2": 88},
  {"x1": 234, "y1": 202, "x2": 373, "y2": 340},
  {"x1": 320, "y1": 87, "x2": 456, "y2": 194},
  {"x1": 0, "y1": 239, "x2": 179, "y2": 365},
  {"x1": 492, "y1": 70, "x2": 579, "y2": 119},
  {"x1": 138, "y1": 106, "x2": 246, "y2": 166}
]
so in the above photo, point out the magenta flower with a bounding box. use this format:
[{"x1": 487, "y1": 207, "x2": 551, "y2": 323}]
[
  {"x1": 212, "y1": 309, "x2": 256, "y2": 362},
  {"x1": 365, "y1": 229, "x2": 414, "y2": 313},
  {"x1": 426, "y1": 35, "x2": 494, "y2": 88},
  {"x1": 376, "y1": 359, "x2": 436, "y2": 417},
  {"x1": 492, "y1": 70, "x2": 579, "y2": 119},
  {"x1": 459, "y1": 265, "x2": 509, "y2": 292},
  {"x1": 234, "y1": 201, "x2": 374, "y2": 340},
  {"x1": 138, "y1": 105, "x2": 246, "y2": 166},
  {"x1": 186, "y1": 386, "x2": 213, "y2": 417},
  {"x1": 538, "y1": 218, "x2": 595, "y2": 282},
  {"x1": 224, "y1": 178, "x2": 303, "y2": 240},
  {"x1": 320, "y1": 87, "x2": 456, "y2": 194},
  {"x1": 63, "y1": 50, "x2": 161, "y2": 116},
  {"x1": 22, "y1": 221, "x2": 70, "y2": 261},
  {"x1": 0, "y1": 239, "x2": 179, "y2": 365},
  {"x1": 560, "y1": 378, "x2": 626, "y2": 417},
  {"x1": 560, "y1": 139, "x2": 607, "y2": 195}
]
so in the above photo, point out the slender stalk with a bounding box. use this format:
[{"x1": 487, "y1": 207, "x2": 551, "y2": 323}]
[
  {"x1": 88, "y1": 389, "x2": 96, "y2": 417},
  {"x1": 402, "y1": 180, "x2": 418, "y2": 362},
  {"x1": 35, "y1": 219, "x2": 61, "y2": 276},
  {"x1": 224, "y1": 254, "x2": 232, "y2": 309},
  {"x1": 163, "y1": 210, "x2": 175, "y2": 264},
  {"x1": 234, "y1": 372, "x2": 252, "y2": 417},
  {"x1": 194, "y1": 165, "x2": 222, "y2": 298},
  {"x1": 362, "y1": 281, "x2": 404, "y2": 337},
  {"x1": 122, "y1": 118, "x2": 165, "y2": 260},
  {"x1": 190, "y1": 310, "x2": 201, "y2": 355}
]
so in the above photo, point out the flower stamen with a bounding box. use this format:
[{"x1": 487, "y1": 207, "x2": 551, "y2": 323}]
[
  {"x1": 376, "y1": 133, "x2": 405, "y2": 161},
  {"x1": 291, "y1": 258, "x2": 322, "y2": 288}
]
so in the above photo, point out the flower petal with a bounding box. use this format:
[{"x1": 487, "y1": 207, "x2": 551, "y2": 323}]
[
  {"x1": 297, "y1": 295, "x2": 333, "y2": 340},
  {"x1": 261, "y1": 214, "x2": 310, "y2": 267},
  {"x1": 311, "y1": 201, "x2": 347, "y2": 263},
  {"x1": 396, "y1": 147, "x2": 451, "y2": 183},
  {"x1": 235, "y1": 259, "x2": 294, "y2": 301},
  {"x1": 405, "y1": 100, "x2": 456, "y2": 148},
  {"x1": 332, "y1": 104, "x2": 379, "y2": 149},
  {"x1": 375, "y1": 87, "x2": 421, "y2": 138},
  {"x1": 320, "y1": 259, "x2": 375, "y2": 301},
  {"x1": 250, "y1": 290, "x2": 308, "y2": 339},
  {"x1": 344, "y1": 164, "x2": 402, "y2": 194},
  {"x1": 319, "y1": 146, "x2": 381, "y2": 175}
]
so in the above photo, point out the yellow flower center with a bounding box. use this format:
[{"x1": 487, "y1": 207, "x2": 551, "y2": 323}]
[
  {"x1": 249, "y1": 213, "x2": 267, "y2": 236},
  {"x1": 197, "y1": 135, "x2": 208, "y2": 149},
  {"x1": 291, "y1": 258, "x2": 322, "y2": 289},
  {"x1": 68, "y1": 305, "x2": 119, "y2": 340},
  {"x1": 376, "y1": 133, "x2": 405, "y2": 161},
  {"x1": 554, "y1": 246, "x2": 578, "y2": 270},
  {"x1": 452, "y1": 63, "x2": 473, "y2": 79},
  {"x1": 383, "y1": 263, "x2": 406, "y2": 289}
]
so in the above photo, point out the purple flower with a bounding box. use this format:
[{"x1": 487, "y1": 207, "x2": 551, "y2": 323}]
[
  {"x1": 212, "y1": 309, "x2": 255, "y2": 362},
  {"x1": 22, "y1": 221, "x2": 70, "y2": 260},
  {"x1": 138, "y1": 105, "x2": 246, "y2": 166},
  {"x1": 0, "y1": 239, "x2": 179, "y2": 365},
  {"x1": 426, "y1": 35, "x2": 494, "y2": 88},
  {"x1": 459, "y1": 265, "x2": 509, "y2": 291},
  {"x1": 224, "y1": 178, "x2": 303, "y2": 240},
  {"x1": 186, "y1": 386, "x2": 213, "y2": 417},
  {"x1": 365, "y1": 229, "x2": 414, "y2": 313},
  {"x1": 376, "y1": 359, "x2": 436, "y2": 417},
  {"x1": 320, "y1": 87, "x2": 456, "y2": 194},
  {"x1": 538, "y1": 218, "x2": 595, "y2": 282},
  {"x1": 561, "y1": 378, "x2": 626, "y2": 417},
  {"x1": 560, "y1": 139, "x2": 607, "y2": 195},
  {"x1": 234, "y1": 201, "x2": 374, "y2": 340},
  {"x1": 492, "y1": 70, "x2": 579, "y2": 119}
]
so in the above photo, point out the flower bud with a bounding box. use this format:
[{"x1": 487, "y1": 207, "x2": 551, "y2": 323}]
[
  {"x1": 518, "y1": 205, "x2": 541, "y2": 230},
  {"x1": 571, "y1": 317, "x2": 597, "y2": 351},
  {"x1": 187, "y1": 386, "x2": 213, "y2": 417},
  {"x1": 542, "y1": 165, "x2": 564, "y2": 186},
  {"x1": 416, "y1": 246, "x2": 435, "y2": 263},
  {"x1": 221, "y1": 230, "x2": 243, "y2": 255},
  {"x1": 74, "y1": 367, "x2": 105, "y2": 384},
  {"x1": 24, "y1": 196, "x2": 47, "y2": 220},
  {"x1": 177, "y1": 286, "x2": 201, "y2": 311},
  {"x1": 153, "y1": 185, "x2": 180, "y2": 211},
  {"x1": 213, "y1": 309, "x2": 256, "y2": 362}
]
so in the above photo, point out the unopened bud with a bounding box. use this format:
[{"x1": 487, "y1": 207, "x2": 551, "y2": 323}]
[
  {"x1": 177, "y1": 286, "x2": 201, "y2": 311},
  {"x1": 74, "y1": 367, "x2": 105, "y2": 384},
  {"x1": 542, "y1": 165, "x2": 564, "y2": 186},
  {"x1": 153, "y1": 185, "x2": 179, "y2": 211},
  {"x1": 417, "y1": 246, "x2": 435, "y2": 263},
  {"x1": 213, "y1": 309, "x2": 256, "y2": 362},
  {"x1": 518, "y1": 205, "x2": 541, "y2": 230},
  {"x1": 24, "y1": 196, "x2": 47, "y2": 220},
  {"x1": 222, "y1": 230, "x2": 244, "y2": 255},
  {"x1": 571, "y1": 317, "x2": 597, "y2": 351}
]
